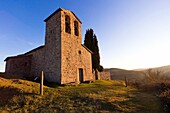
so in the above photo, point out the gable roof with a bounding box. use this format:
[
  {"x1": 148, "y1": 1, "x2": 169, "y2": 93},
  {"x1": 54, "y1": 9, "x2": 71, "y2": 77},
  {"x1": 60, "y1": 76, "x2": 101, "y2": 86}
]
[
  {"x1": 25, "y1": 45, "x2": 45, "y2": 55},
  {"x1": 44, "y1": 8, "x2": 82, "y2": 24},
  {"x1": 4, "y1": 55, "x2": 32, "y2": 61},
  {"x1": 4, "y1": 45, "x2": 45, "y2": 61},
  {"x1": 81, "y1": 44, "x2": 93, "y2": 54}
]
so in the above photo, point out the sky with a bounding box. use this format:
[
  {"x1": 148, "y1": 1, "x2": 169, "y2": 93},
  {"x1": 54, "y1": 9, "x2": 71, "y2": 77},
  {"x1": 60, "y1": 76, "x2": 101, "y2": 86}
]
[{"x1": 0, "y1": 0, "x2": 170, "y2": 72}]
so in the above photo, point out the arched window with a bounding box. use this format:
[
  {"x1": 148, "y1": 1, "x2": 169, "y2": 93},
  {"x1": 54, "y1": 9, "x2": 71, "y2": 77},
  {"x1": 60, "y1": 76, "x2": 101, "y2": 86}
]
[
  {"x1": 65, "y1": 15, "x2": 71, "y2": 33},
  {"x1": 74, "y1": 21, "x2": 79, "y2": 36}
]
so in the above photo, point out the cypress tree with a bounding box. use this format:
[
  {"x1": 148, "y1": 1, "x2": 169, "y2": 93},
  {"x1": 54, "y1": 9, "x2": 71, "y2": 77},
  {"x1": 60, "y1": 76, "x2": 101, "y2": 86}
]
[
  {"x1": 84, "y1": 28, "x2": 103, "y2": 72},
  {"x1": 93, "y1": 34, "x2": 100, "y2": 70},
  {"x1": 84, "y1": 29, "x2": 94, "y2": 51}
]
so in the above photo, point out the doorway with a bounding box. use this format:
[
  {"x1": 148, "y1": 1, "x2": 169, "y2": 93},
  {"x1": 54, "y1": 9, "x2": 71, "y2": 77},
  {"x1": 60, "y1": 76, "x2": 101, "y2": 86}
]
[{"x1": 79, "y1": 68, "x2": 83, "y2": 82}]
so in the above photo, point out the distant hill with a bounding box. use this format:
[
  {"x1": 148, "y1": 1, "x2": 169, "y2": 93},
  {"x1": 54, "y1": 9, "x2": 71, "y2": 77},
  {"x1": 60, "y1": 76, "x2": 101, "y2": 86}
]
[
  {"x1": 105, "y1": 65, "x2": 170, "y2": 81},
  {"x1": 150, "y1": 65, "x2": 170, "y2": 73},
  {"x1": 104, "y1": 68, "x2": 145, "y2": 81},
  {"x1": 134, "y1": 65, "x2": 170, "y2": 72},
  {"x1": 134, "y1": 65, "x2": 170, "y2": 77}
]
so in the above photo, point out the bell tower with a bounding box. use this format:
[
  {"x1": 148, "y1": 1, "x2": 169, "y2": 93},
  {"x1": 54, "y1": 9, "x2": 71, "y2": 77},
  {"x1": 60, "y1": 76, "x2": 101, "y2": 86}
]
[
  {"x1": 44, "y1": 8, "x2": 82, "y2": 84},
  {"x1": 44, "y1": 8, "x2": 62, "y2": 83},
  {"x1": 60, "y1": 8, "x2": 82, "y2": 84}
]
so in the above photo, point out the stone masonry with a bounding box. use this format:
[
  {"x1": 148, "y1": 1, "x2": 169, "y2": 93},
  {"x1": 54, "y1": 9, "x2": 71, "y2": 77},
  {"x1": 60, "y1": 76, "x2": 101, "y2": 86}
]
[
  {"x1": 5, "y1": 8, "x2": 93, "y2": 84},
  {"x1": 99, "y1": 71, "x2": 111, "y2": 80}
]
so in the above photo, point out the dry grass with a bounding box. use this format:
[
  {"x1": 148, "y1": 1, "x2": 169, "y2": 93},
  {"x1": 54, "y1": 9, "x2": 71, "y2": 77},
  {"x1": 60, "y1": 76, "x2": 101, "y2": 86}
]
[
  {"x1": 0, "y1": 75, "x2": 162, "y2": 113},
  {"x1": 129, "y1": 69, "x2": 170, "y2": 112}
]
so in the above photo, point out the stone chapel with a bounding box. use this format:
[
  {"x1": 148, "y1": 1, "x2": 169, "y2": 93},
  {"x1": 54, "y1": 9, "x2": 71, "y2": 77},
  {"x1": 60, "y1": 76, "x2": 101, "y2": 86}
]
[{"x1": 4, "y1": 8, "x2": 94, "y2": 84}]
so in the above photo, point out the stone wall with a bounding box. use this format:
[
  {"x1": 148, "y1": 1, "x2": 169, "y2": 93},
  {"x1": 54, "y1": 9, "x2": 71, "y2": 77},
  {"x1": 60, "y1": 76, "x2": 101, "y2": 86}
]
[
  {"x1": 79, "y1": 45, "x2": 93, "y2": 81},
  {"x1": 26, "y1": 46, "x2": 45, "y2": 79},
  {"x1": 60, "y1": 9, "x2": 93, "y2": 84},
  {"x1": 99, "y1": 71, "x2": 111, "y2": 80},
  {"x1": 4, "y1": 8, "x2": 93, "y2": 84},
  {"x1": 44, "y1": 10, "x2": 61, "y2": 83},
  {"x1": 61, "y1": 9, "x2": 82, "y2": 84},
  {"x1": 5, "y1": 55, "x2": 32, "y2": 78}
]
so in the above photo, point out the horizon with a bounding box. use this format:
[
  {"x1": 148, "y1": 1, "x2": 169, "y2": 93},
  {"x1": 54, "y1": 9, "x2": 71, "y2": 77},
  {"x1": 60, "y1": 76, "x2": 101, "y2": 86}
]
[{"x1": 1, "y1": 0, "x2": 170, "y2": 72}]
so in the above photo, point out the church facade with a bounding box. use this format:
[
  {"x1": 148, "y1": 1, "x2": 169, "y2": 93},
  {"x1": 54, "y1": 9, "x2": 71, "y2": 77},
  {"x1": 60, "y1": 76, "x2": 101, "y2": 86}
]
[{"x1": 4, "y1": 8, "x2": 93, "y2": 84}]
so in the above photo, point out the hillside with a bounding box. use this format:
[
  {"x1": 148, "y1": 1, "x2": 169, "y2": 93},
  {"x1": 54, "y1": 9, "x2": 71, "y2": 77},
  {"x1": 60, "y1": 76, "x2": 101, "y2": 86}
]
[
  {"x1": 105, "y1": 68, "x2": 145, "y2": 81},
  {"x1": 134, "y1": 65, "x2": 170, "y2": 78},
  {"x1": 149, "y1": 65, "x2": 170, "y2": 77},
  {"x1": 105, "y1": 65, "x2": 170, "y2": 81},
  {"x1": 134, "y1": 65, "x2": 170, "y2": 72},
  {"x1": 0, "y1": 75, "x2": 162, "y2": 112}
]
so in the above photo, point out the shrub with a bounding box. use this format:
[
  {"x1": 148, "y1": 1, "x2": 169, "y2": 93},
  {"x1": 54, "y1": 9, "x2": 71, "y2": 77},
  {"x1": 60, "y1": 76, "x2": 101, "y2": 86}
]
[
  {"x1": 143, "y1": 69, "x2": 167, "y2": 82},
  {"x1": 98, "y1": 65, "x2": 104, "y2": 72},
  {"x1": 159, "y1": 90, "x2": 170, "y2": 112}
]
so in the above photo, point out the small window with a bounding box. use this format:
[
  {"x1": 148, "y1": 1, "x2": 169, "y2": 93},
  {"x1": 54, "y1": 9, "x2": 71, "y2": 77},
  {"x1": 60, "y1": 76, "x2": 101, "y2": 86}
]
[
  {"x1": 74, "y1": 21, "x2": 79, "y2": 36},
  {"x1": 65, "y1": 15, "x2": 71, "y2": 34},
  {"x1": 78, "y1": 50, "x2": 81, "y2": 54}
]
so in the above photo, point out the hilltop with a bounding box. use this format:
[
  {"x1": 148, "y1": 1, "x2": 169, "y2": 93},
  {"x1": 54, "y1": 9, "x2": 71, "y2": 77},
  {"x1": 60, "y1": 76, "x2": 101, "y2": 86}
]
[{"x1": 0, "y1": 74, "x2": 162, "y2": 112}]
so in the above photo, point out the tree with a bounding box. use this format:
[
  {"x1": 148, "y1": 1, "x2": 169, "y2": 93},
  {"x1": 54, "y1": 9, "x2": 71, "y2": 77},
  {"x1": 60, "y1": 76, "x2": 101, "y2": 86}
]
[
  {"x1": 93, "y1": 35, "x2": 100, "y2": 69},
  {"x1": 84, "y1": 29, "x2": 94, "y2": 52},
  {"x1": 84, "y1": 28, "x2": 102, "y2": 72}
]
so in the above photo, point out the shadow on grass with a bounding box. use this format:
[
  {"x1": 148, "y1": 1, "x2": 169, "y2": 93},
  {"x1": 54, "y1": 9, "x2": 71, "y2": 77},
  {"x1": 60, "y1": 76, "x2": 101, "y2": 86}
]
[
  {"x1": 120, "y1": 89, "x2": 163, "y2": 113},
  {"x1": 70, "y1": 95, "x2": 118, "y2": 112},
  {"x1": 44, "y1": 82, "x2": 60, "y2": 88},
  {"x1": 0, "y1": 87, "x2": 20, "y2": 107},
  {"x1": 0, "y1": 86, "x2": 39, "y2": 107}
]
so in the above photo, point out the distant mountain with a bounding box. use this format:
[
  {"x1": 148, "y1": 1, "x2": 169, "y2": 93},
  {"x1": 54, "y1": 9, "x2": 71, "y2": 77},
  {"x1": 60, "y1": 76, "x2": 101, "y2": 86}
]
[{"x1": 104, "y1": 68, "x2": 145, "y2": 81}]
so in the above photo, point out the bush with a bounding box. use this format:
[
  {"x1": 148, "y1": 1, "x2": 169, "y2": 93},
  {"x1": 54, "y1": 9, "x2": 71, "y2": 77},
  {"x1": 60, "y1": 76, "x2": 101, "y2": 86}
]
[
  {"x1": 143, "y1": 69, "x2": 167, "y2": 82},
  {"x1": 98, "y1": 65, "x2": 104, "y2": 72},
  {"x1": 159, "y1": 90, "x2": 170, "y2": 112}
]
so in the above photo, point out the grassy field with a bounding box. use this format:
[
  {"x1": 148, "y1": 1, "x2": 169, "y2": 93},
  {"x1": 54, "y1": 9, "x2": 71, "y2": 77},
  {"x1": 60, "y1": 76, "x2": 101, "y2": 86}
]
[{"x1": 0, "y1": 76, "x2": 162, "y2": 113}]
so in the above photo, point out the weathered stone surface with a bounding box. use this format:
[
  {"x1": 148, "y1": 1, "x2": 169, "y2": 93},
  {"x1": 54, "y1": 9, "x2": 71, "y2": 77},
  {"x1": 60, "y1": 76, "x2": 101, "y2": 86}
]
[
  {"x1": 5, "y1": 8, "x2": 93, "y2": 84},
  {"x1": 60, "y1": 9, "x2": 92, "y2": 84},
  {"x1": 44, "y1": 11, "x2": 61, "y2": 83},
  {"x1": 26, "y1": 46, "x2": 45, "y2": 78},
  {"x1": 5, "y1": 55, "x2": 32, "y2": 78},
  {"x1": 99, "y1": 71, "x2": 111, "y2": 80}
]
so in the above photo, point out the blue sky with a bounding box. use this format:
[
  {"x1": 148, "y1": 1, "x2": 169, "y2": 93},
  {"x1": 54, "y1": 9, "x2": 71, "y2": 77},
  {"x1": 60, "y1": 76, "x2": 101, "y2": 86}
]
[{"x1": 1, "y1": 0, "x2": 170, "y2": 71}]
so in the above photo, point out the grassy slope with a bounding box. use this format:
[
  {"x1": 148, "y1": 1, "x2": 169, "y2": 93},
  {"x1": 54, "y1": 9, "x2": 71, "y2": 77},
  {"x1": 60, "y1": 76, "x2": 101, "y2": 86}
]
[{"x1": 0, "y1": 77, "x2": 162, "y2": 113}]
